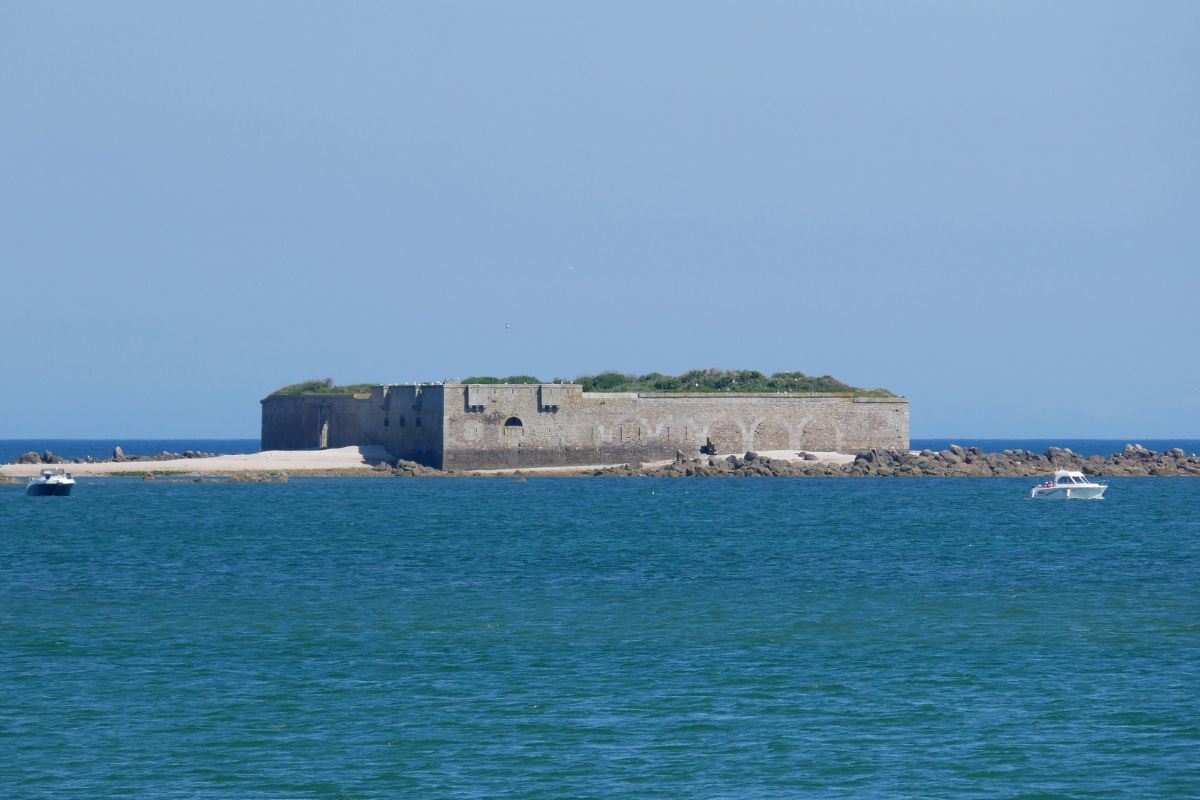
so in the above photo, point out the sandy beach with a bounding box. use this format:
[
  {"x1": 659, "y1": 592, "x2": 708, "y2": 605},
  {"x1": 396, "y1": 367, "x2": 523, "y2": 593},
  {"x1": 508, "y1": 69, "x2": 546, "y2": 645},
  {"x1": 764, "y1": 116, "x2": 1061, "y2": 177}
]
[{"x1": 0, "y1": 446, "x2": 394, "y2": 477}]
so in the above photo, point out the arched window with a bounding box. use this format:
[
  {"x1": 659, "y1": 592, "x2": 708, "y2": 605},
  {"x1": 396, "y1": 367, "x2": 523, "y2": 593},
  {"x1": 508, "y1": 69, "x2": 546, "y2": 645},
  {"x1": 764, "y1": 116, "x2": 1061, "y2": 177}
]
[{"x1": 504, "y1": 417, "x2": 523, "y2": 427}]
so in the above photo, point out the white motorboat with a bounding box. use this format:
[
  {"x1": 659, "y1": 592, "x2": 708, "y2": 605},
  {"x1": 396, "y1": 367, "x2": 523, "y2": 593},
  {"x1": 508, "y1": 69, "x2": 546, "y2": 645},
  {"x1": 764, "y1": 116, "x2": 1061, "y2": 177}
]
[
  {"x1": 26, "y1": 468, "x2": 76, "y2": 496},
  {"x1": 1030, "y1": 470, "x2": 1106, "y2": 500}
]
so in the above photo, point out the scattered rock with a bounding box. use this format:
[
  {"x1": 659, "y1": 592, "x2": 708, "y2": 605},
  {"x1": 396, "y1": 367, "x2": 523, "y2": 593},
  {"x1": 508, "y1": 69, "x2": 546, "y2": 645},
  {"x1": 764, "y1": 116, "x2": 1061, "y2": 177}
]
[
  {"x1": 226, "y1": 472, "x2": 289, "y2": 484},
  {"x1": 388, "y1": 459, "x2": 444, "y2": 477}
]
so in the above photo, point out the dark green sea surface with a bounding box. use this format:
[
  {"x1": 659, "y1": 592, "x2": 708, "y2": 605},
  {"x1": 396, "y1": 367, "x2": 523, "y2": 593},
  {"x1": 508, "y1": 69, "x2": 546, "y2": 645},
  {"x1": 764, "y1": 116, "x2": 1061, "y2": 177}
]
[{"x1": 2, "y1": 478, "x2": 1198, "y2": 798}]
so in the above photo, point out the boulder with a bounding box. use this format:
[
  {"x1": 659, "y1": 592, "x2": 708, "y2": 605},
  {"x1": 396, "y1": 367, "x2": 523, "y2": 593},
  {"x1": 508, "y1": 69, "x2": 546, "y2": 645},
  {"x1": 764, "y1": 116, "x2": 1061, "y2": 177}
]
[
  {"x1": 744, "y1": 451, "x2": 759, "y2": 462},
  {"x1": 42, "y1": 450, "x2": 67, "y2": 464},
  {"x1": 113, "y1": 446, "x2": 125, "y2": 462},
  {"x1": 1169, "y1": 447, "x2": 1186, "y2": 459},
  {"x1": 948, "y1": 444, "x2": 967, "y2": 457},
  {"x1": 12, "y1": 451, "x2": 41, "y2": 465}
]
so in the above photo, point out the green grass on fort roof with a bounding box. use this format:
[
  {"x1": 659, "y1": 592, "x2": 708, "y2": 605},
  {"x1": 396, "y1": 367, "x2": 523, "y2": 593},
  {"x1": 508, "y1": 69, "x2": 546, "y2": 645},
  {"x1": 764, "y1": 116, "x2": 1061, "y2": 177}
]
[
  {"x1": 571, "y1": 369, "x2": 895, "y2": 397},
  {"x1": 268, "y1": 378, "x2": 374, "y2": 396},
  {"x1": 269, "y1": 370, "x2": 896, "y2": 397},
  {"x1": 458, "y1": 375, "x2": 542, "y2": 385}
]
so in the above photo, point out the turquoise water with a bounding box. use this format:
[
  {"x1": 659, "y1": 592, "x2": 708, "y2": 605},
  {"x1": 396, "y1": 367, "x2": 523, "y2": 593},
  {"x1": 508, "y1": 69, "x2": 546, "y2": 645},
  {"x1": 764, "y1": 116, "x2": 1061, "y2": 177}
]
[{"x1": 2, "y1": 477, "x2": 1198, "y2": 798}]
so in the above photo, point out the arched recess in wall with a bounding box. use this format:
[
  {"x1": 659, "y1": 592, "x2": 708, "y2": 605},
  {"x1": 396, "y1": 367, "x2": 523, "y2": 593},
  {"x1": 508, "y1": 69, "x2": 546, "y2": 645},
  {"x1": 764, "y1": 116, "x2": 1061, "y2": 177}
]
[
  {"x1": 706, "y1": 419, "x2": 744, "y2": 455},
  {"x1": 752, "y1": 419, "x2": 791, "y2": 451},
  {"x1": 800, "y1": 417, "x2": 842, "y2": 452},
  {"x1": 504, "y1": 417, "x2": 523, "y2": 427}
]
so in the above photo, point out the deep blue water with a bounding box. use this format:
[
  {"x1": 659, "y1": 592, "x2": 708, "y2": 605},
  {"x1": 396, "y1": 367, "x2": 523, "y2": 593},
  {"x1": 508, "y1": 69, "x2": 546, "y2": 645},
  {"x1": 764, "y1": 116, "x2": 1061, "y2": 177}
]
[{"x1": 2, "y1": 477, "x2": 1198, "y2": 798}]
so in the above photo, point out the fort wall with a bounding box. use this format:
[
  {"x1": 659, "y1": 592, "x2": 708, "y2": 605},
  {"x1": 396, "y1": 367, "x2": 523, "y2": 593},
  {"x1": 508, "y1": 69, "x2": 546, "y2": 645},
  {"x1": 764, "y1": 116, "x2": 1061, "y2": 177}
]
[
  {"x1": 261, "y1": 385, "x2": 445, "y2": 467},
  {"x1": 263, "y1": 383, "x2": 908, "y2": 470},
  {"x1": 439, "y1": 384, "x2": 908, "y2": 470}
]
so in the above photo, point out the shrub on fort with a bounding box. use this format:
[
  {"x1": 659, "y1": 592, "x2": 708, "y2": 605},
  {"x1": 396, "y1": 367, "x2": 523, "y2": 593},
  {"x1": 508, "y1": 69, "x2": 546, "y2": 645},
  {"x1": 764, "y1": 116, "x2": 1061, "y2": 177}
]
[
  {"x1": 269, "y1": 378, "x2": 374, "y2": 396},
  {"x1": 459, "y1": 375, "x2": 542, "y2": 385},
  {"x1": 270, "y1": 371, "x2": 895, "y2": 397},
  {"x1": 574, "y1": 369, "x2": 895, "y2": 397}
]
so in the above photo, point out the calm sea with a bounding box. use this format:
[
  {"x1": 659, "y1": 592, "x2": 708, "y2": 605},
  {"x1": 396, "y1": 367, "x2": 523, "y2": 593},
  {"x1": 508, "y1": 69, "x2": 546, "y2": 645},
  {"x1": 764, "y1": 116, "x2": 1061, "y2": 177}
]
[{"x1": 2, "y1": 477, "x2": 1198, "y2": 797}]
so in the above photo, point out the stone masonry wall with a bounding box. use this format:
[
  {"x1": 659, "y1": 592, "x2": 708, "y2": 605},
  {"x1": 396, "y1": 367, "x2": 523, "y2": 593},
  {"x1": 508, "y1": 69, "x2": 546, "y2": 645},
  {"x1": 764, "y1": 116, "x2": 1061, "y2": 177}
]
[
  {"x1": 263, "y1": 384, "x2": 909, "y2": 470},
  {"x1": 260, "y1": 385, "x2": 444, "y2": 466},
  {"x1": 260, "y1": 393, "x2": 378, "y2": 451},
  {"x1": 439, "y1": 384, "x2": 909, "y2": 470}
]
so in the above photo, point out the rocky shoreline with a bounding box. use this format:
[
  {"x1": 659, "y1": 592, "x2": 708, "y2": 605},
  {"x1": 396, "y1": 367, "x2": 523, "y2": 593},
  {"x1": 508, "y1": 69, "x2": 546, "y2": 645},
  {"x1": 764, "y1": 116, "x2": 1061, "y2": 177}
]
[
  {"x1": 8, "y1": 443, "x2": 1198, "y2": 480},
  {"x1": 588, "y1": 444, "x2": 1200, "y2": 478},
  {"x1": 11, "y1": 446, "x2": 220, "y2": 466}
]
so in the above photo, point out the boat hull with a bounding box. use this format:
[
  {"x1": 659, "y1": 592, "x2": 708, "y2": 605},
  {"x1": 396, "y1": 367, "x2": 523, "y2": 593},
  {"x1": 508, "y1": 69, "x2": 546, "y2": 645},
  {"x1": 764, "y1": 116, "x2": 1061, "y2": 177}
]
[
  {"x1": 26, "y1": 482, "x2": 74, "y2": 496},
  {"x1": 1030, "y1": 485, "x2": 1105, "y2": 500}
]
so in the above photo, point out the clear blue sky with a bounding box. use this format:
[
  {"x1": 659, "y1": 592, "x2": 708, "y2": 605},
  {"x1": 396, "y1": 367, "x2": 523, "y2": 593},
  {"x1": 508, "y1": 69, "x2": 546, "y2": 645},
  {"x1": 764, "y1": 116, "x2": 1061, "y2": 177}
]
[{"x1": 3, "y1": 2, "x2": 1197, "y2": 438}]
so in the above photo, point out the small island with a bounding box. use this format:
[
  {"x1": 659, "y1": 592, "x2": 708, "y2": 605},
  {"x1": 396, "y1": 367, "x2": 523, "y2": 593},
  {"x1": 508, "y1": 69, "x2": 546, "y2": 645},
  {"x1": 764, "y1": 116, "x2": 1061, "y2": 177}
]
[{"x1": 260, "y1": 369, "x2": 910, "y2": 470}]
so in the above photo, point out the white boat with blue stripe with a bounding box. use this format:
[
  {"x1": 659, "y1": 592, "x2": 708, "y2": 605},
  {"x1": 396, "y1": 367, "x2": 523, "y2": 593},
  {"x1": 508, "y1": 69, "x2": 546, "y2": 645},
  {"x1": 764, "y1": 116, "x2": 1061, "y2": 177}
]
[
  {"x1": 26, "y1": 468, "x2": 76, "y2": 496},
  {"x1": 1030, "y1": 470, "x2": 1106, "y2": 500}
]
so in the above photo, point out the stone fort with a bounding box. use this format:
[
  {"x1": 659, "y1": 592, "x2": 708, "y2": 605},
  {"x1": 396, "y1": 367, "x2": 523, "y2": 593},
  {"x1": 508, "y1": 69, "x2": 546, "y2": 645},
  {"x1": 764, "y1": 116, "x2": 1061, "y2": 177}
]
[{"x1": 261, "y1": 383, "x2": 909, "y2": 470}]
